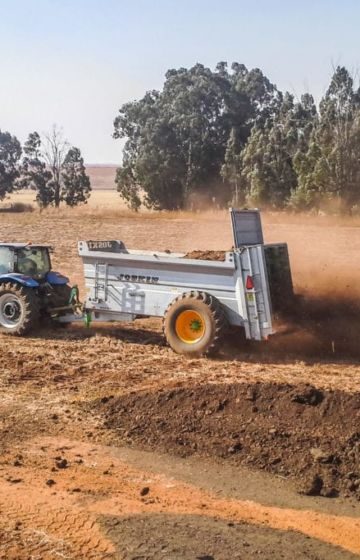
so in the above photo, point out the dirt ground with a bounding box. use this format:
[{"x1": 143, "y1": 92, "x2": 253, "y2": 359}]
[
  {"x1": 1, "y1": 205, "x2": 360, "y2": 559},
  {"x1": 95, "y1": 382, "x2": 360, "y2": 499}
]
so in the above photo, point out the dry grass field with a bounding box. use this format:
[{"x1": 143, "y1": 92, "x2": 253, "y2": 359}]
[
  {"x1": 0, "y1": 197, "x2": 360, "y2": 559},
  {"x1": 1, "y1": 164, "x2": 118, "y2": 210},
  {"x1": 4, "y1": 188, "x2": 122, "y2": 210}
]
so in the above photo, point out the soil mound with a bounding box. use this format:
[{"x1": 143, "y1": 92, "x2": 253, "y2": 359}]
[{"x1": 95, "y1": 382, "x2": 360, "y2": 499}]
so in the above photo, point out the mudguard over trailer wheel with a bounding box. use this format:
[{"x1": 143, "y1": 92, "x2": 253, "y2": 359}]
[
  {"x1": 0, "y1": 282, "x2": 39, "y2": 335},
  {"x1": 163, "y1": 291, "x2": 227, "y2": 356}
]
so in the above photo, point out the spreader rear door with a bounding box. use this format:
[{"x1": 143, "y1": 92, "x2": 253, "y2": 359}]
[{"x1": 230, "y1": 209, "x2": 264, "y2": 247}]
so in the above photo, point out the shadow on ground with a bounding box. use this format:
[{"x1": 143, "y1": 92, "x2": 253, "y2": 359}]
[{"x1": 101, "y1": 513, "x2": 358, "y2": 560}]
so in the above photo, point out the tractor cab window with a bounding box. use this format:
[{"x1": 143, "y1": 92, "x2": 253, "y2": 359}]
[
  {"x1": 16, "y1": 247, "x2": 50, "y2": 277},
  {"x1": 0, "y1": 247, "x2": 12, "y2": 275}
]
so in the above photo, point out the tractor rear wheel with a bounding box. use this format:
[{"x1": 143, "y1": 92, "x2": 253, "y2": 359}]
[
  {"x1": 163, "y1": 291, "x2": 227, "y2": 356},
  {"x1": 0, "y1": 282, "x2": 39, "y2": 335}
]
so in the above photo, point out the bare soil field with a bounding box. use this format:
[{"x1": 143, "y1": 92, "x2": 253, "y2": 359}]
[{"x1": 0, "y1": 203, "x2": 360, "y2": 559}]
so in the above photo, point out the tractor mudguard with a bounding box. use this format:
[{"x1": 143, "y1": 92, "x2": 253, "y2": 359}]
[
  {"x1": 46, "y1": 271, "x2": 70, "y2": 285},
  {"x1": 0, "y1": 273, "x2": 39, "y2": 288}
]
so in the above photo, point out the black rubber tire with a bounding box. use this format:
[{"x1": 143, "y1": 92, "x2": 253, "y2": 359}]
[
  {"x1": 163, "y1": 291, "x2": 227, "y2": 356},
  {"x1": 0, "y1": 282, "x2": 40, "y2": 335}
]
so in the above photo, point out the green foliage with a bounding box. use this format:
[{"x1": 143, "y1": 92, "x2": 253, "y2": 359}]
[
  {"x1": 240, "y1": 92, "x2": 317, "y2": 208},
  {"x1": 291, "y1": 67, "x2": 360, "y2": 213},
  {"x1": 114, "y1": 62, "x2": 360, "y2": 214},
  {"x1": 17, "y1": 132, "x2": 53, "y2": 207},
  {"x1": 115, "y1": 166, "x2": 141, "y2": 211},
  {"x1": 19, "y1": 130, "x2": 91, "y2": 208},
  {"x1": 291, "y1": 141, "x2": 322, "y2": 210},
  {"x1": 114, "y1": 62, "x2": 276, "y2": 210},
  {"x1": 0, "y1": 130, "x2": 21, "y2": 200},
  {"x1": 61, "y1": 147, "x2": 91, "y2": 207},
  {"x1": 221, "y1": 128, "x2": 244, "y2": 205}
]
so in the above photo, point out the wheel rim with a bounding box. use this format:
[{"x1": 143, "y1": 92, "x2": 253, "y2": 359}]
[
  {"x1": 0, "y1": 294, "x2": 22, "y2": 329},
  {"x1": 175, "y1": 310, "x2": 206, "y2": 344}
]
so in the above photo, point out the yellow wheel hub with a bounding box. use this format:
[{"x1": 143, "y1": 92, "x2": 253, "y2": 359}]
[{"x1": 175, "y1": 310, "x2": 205, "y2": 344}]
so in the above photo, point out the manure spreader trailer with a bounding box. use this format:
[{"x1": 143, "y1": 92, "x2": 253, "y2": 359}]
[
  {"x1": 0, "y1": 209, "x2": 293, "y2": 356},
  {"x1": 77, "y1": 209, "x2": 293, "y2": 355}
]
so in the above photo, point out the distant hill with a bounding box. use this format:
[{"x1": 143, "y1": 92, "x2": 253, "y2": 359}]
[{"x1": 85, "y1": 165, "x2": 118, "y2": 190}]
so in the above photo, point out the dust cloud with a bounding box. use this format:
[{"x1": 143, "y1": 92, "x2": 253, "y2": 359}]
[{"x1": 180, "y1": 211, "x2": 360, "y2": 360}]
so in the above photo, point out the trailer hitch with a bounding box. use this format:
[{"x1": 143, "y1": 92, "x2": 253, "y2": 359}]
[{"x1": 69, "y1": 285, "x2": 80, "y2": 305}]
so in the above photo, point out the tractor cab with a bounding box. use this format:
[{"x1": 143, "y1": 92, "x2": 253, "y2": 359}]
[
  {"x1": 0, "y1": 244, "x2": 51, "y2": 280},
  {"x1": 0, "y1": 243, "x2": 79, "y2": 335}
]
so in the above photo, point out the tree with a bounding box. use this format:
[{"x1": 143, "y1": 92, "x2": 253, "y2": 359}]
[
  {"x1": 114, "y1": 61, "x2": 360, "y2": 213},
  {"x1": 43, "y1": 125, "x2": 70, "y2": 208},
  {"x1": 0, "y1": 130, "x2": 21, "y2": 199},
  {"x1": 61, "y1": 147, "x2": 91, "y2": 206},
  {"x1": 292, "y1": 67, "x2": 360, "y2": 213},
  {"x1": 17, "y1": 132, "x2": 53, "y2": 207},
  {"x1": 114, "y1": 166, "x2": 141, "y2": 211},
  {"x1": 113, "y1": 62, "x2": 276, "y2": 210},
  {"x1": 19, "y1": 128, "x2": 91, "y2": 208},
  {"x1": 240, "y1": 94, "x2": 293, "y2": 207},
  {"x1": 238, "y1": 92, "x2": 318, "y2": 208},
  {"x1": 221, "y1": 128, "x2": 243, "y2": 205}
]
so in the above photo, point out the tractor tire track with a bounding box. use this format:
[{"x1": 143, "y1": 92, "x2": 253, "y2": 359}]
[{"x1": 0, "y1": 488, "x2": 115, "y2": 559}]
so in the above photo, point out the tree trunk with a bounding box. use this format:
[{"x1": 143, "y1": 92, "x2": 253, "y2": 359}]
[{"x1": 54, "y1": 180, "x2": 61, "y2": 208}]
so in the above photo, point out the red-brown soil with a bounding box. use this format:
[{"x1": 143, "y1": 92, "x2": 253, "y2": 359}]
[
  {"x1": 94, "y1": 382, "x2": 360, "y2": 499},
  {"x1": 0, "y1": 208, "x2": 360, "y2": 558}
]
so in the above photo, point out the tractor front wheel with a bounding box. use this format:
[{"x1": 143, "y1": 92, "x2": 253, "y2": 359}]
[
  {"x1": 163, "y1": 291, "x2": 227, "y2": 356},
  {"x1": 0, "y1": 282, "x2": 39, "y2": 335}
]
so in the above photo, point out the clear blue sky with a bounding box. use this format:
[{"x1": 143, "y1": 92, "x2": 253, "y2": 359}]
[{"x1": 0, "y1": 0, "x2": 359, "y2": 163}]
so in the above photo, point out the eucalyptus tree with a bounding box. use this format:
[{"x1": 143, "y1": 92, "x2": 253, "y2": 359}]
[
  {"x1": 114, "y1": 62, "x2": 276, "y2": 210},
  {"x1": 19, "y1": 127, "x2": 91, "y2": 208},
  {"x1": 292, "y1": 67, "x2": 360, "y2": 212},
  {"x1": 0, "y1": 130, "x2": 21, "y2": 199}
]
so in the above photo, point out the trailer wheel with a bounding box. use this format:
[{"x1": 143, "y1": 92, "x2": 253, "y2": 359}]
[
  {"x1": 0, "y1": 282, "x2": 39, "y2": 335},
  {"x1": 163, "y1": 291, "x2": 227, "y2": 356}
]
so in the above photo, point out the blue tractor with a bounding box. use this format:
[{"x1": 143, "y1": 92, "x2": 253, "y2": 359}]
[{"x1": 0, "y1": 243, "x2": 78, "y2": 334}]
